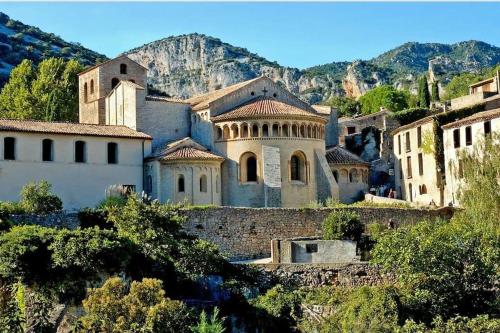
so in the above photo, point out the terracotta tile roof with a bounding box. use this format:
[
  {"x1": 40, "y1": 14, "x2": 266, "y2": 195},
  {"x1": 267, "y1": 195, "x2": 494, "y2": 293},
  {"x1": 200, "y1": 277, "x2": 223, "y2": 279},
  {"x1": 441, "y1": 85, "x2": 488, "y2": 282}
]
[
  {"x1": 0, "y1": 119, "x2": 152, "y2": 140},
  {"x1": 145, "y1": 95, "x2": 190, "y2": 104},
  {"x1": 148, "y1": 137, "x2": 223, "y2": 162},
  {"x1": 78, "y1": 55, "x2": 147, "y2": 76},
  {"x1": 211, "y1": 96, "x2": 326, "y2": 122},
  {"x1": 442, "y1": 108, "x2": 500, "y2": 129},
  {"x1": 186, "y1": 77, "x2": 263, "y2": 111},
  {"x1": 325, "y1": 146, "x2": 370, "y2": 166}
]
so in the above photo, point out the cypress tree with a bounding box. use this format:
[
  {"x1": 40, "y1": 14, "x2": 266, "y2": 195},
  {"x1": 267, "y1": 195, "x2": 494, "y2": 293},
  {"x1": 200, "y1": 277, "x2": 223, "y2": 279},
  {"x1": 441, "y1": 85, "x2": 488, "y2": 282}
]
[
  {"x1": 431, "y1": 81, "x2": 439, "y2": 102},
  {"x1": 418, "y1": 75, "x2": 431, "y2": 108}
]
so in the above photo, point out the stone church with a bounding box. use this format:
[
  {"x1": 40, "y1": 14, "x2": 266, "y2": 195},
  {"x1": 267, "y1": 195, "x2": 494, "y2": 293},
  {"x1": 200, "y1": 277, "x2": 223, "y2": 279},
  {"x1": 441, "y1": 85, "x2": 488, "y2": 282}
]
[{"x1": 0, "y1": 56, "x2": 371, "y2": 209}]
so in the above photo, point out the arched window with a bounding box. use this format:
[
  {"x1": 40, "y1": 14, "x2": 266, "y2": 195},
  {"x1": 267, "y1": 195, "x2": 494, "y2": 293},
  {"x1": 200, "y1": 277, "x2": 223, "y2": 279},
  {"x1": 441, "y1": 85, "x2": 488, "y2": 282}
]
[
  {"x1": 120, "y1": 63, "x2": 127, "y2": 74},
  {"x1": 292, "y1": 124, "x2": 298, "y2": 137},
  {"x1": 90, "y1": 79, "x2": 94, "y2": 94},
  {"x1": 349, "y1": 169, "x2": 358, "y2": 183},
  {"x1": 84, "y1": 82, "x2": 88, "y2": 102},
  {"x1": 333, "y1": 170, "x2": 339, "y2": 183},
  {"x1": 251, "y1": 124, "x2": 259, "y2": 137},
  {"x1": 290, "y1": 151, "x2": 306, "y2": 182},
  {"x1": 420, "y1": 184, "x2": 427, "y2": 194},
  {"x1": 282, "y1": 124, "x2": 289, "y2": 137},
  {"x1": 107, "y1": 142, "x2": 118, "y2": 164},
  {"x1": 199, "y1": 175, "x2": 207, "y2": 193},
  {"x1": 111, "y1": 78, "x2": 119, "y2": 89},
  {"x1": 240, "y1": 152, "x2": 257, "y2": 183},
  {"x1": 339, "y1": 169, "x2": 348, "y2": 184},
  {"x1": 231, "y1": 124, "x2": 239, "y2": 139},
  {"x1": 262, "y1": 124, "x2": 269, "y2": 137},
  {"x1": 223, "y1": 125, "x2": 230, "y2": 140},
  {"x1": 3, "y1": 137, "x2": 15, "y2": 160},
  {"x1": 42, "y1": 139, "x2": 54, "y2": 162},
  {"x1": 178, "y1": 175, "x2": 185, "y2": 192},
  {"x1": 272, "y1": 123, "x2": 279, "y2": 136},
  {"x1": 300, "y1": 124, "x2": 305, "y2": 137},
  {"x1": 307, "y1": 125, "x2": 312, "y2": 138},
  {"x1": 74, "y1": 140, "x2": 86, "y2": 163},
  {"x1": 216, "y1": 127, "x2": 223, "y2": 140},
  {"x1": 241, "y1": 124, "x2": 249, "y2": 138}
]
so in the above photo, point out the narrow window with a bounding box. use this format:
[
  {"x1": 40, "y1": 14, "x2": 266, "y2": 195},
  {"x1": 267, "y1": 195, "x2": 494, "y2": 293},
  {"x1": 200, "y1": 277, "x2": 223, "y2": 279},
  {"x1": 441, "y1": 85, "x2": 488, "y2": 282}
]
[
  {"x1": 262, "y1": 124, "x2": 269, "y2": 137},
  {"x1": 199, "y1": 175, "x2": 207, "y2": 193},
  {"x1": 75, "y1": 140, "x2": 86, "y2": 163},
  {"x1": 246, "y1": 156, "x2": 257, "y2": 182},
  {"x1": 418, "y1": 153, "x2": 423, "y2": 176},
  {"x1": 42, "y1": 139, "x2": 54, "y2": 162},
  {"x1": 406, "y1": 156, "x2": 412, "y2": 178},
  {"x1": 417, "y1": 126, "x2": 422, "y2": 148},
  {"x1": 3, "y1": 137, "x2": 15, "y2": 160},
  {"x1": 405, "y1": 132, "x2": 411, "y2": 152},
  {"x1": 84, "y1": 82, "x2": 88, "y2": 103},
  {"x1": 333, "y1": 170, "x2": 339, "y2": 183},
  {"x1": 120, "y1": 64, "x2": 127, "y2": 74},
  {"x1": 347, "y1": 126, "x2": 356, "y2": 135},
  {"x1": 111, "y1": 78, "x2": 119, "y2": 89},
  {"x1": 465, "y1": 126, "x2": 472, "y2": 146},
  {"x1": 306, "y1": 244, "x2": 318, "y2": 253},
  {"x1": 453, "y1": 129, "x2": 460, "y2": 148},
  {"x1": 251, "y1": 124, "x2": 259, "y2": 137},
  {"x1": 398, "y1": 159, "x2": 403, "y2": 179},
  {"x1": 484, "y1": 121, "x2": 491, "y2": 136},
  {"x1": 291, "y1": 155, "x2": 301, "y2": 181},
  {"x1": 178, "y1": 175, "x2": 185, "y2": 192},
  {"x1": 107, "y1": 142, "x2": 118, "y2": 164},
  {"x1": 90, "y1": 79, "x2": 94, "y2": 94},
  {"x1": 398, "y1": 135, "x2": 401, "y2": 155},
  {"x1": 272, "y1": 124, "x2": 279, "y2": 136},
  {"x1": 408, "y1": 183, "x2": 413, "y2": 202}
]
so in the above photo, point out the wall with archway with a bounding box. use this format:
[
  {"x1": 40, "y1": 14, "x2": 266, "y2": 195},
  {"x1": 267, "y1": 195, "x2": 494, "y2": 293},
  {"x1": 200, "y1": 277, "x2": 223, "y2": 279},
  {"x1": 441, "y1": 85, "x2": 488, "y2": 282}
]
[{"x1": 330, "y1": 165, "x2": 370, "y2": 203}]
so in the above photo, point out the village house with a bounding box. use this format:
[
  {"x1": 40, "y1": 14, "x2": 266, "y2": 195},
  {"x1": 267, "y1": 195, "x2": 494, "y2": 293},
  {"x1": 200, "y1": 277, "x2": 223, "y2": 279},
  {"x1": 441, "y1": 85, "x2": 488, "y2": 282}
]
[
  {"x1": 1, "y1": 55, "x2": 374, "y2": 210},
  {"x1": 450, "y1": 71, "x2": 500, "y2": 110}
]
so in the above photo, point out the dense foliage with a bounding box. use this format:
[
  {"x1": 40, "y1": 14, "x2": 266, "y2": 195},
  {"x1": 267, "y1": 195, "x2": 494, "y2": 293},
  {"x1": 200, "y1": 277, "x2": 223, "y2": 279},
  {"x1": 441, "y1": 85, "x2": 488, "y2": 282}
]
[
  {"x1": 321, "y1": 95, "x2": 360, "y2": 117},
  {"x1": 0, "y1": 58, "x2": 82, "y2": 121},
  {"x1": 19, "y1": 180, "x2": 62, "y2": 214},
  {"x1": 390, "y1": 108, "x2": 429, "y2": 126},
  {"x1": 417, "y1": 76, "x2": 430, "y2": 108},
  {"x1": 322, "y1": 210, "x2": 363, "y2": 242},
  {"x1": 443, "y1": 64, "x2": 500, "y2": 100},
  {"x1": 358, "y1": 85, "x2": 409, "y2": 114}
]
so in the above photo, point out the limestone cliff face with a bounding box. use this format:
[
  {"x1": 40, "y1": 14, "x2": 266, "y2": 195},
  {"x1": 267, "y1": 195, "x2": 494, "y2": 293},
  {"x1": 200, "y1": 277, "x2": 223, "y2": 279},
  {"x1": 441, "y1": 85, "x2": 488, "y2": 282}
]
[{"x1": 125, "y1": 35, "x2": 500, "y2": 102}]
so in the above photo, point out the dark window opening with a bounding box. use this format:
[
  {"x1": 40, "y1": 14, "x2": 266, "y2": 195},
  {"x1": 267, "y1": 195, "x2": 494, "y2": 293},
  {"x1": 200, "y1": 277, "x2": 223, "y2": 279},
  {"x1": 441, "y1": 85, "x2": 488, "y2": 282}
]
[
  {"x1": 107, "y1": 142, "x2": 118, "y2": 164},
  {"x1": 246, "y1": 156, "x2": 257, "y2": 182},
  {"x1": 3, "y1": 137, "x2": 15, "y2": 160},
  {"x1": 465, "y1": 126, "x2": 472, "y2": 146},
  {"x1": 418, "y1": 153, "x2": 423, "y2": 176},
  {"x1": 250, "y1": 91, "x2": 255, "y2": 96},
  {"x1": 75, "y1": 141, "x2": 86, "y2": 163},
  {"x1": 406, "y1": 156, "x2": 412, "y2": 178},
  {"x1": 200, "y1": 175, "x2": 207, "y2": 193},
  {"x1": 111, "y1": 78, "x2": 119, "y2": 89},
  {"x1": 484, "y1": 121, "x2": 491, "y2": 136},
  {"x1": 405, "y1": 132, "x2": 411, "y2": 152},
  {"x1": 333, "y1": 170, "x2": 339, "y2": 183},
  {"x1": 347, "y1": 126, "x2": 356, "y2": 135},
  {"x1": 42, "y1": 139, "x2": 54, "y2": 162},
  {"x1": 178, "y1": 175, "x2": 185, "y2": 192},
  {"x1": 398, "y1": 159, "x2": 403, "y2": 179},
  {"x1": 453, "y1": 129, "x2": 460, "y2": 148},
  {"x1": 273, "y1": 93, "x2": 277, "y2": 98},
  {"x1": 398, "y1": 135, "x2": 401, "y2": 155},
  {"x1": 306, "y1": 244, "x2": 318, "y2": 253},
  {"x1": 90, "y1": 80, "x2": 94, "y2": 94},
  {"x1": 291, "y1": 155, "x2": 301, "y2": 181},
  {"x1": 84, "y1": 82, "x2": 88, "y2": 102},
  {"x1": 120, "y1": 63, "x2": 127, "y2": 74},
  {"x1": 417, "y1": 126, "x2": 422, "y2": 148}
]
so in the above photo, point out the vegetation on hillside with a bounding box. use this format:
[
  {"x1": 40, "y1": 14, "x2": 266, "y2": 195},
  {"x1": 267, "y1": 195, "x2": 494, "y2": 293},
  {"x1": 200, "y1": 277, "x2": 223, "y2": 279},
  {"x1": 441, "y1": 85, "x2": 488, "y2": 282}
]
[
  {"x1": 443, "y1": 64, "x2": 500, "y2": 100},
  {"x1": 358, "y1": 85, "x2": 409, "y2": 114},
  {"x1": 0, "y1": 58, "x2": 81, "y2": 121}
]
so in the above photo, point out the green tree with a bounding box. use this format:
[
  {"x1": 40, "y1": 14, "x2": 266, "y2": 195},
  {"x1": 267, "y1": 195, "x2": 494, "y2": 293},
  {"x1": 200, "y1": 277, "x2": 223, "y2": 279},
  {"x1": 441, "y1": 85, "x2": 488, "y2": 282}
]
[
  {"x1": 78, "y1": 277, "x2": 193, "y2": 333},
  {"x1": 322, "y1": 210, "x2": 363, "y2": 242},
  {"x1": 418, "y1": 76, "x2": 431, "y2": 108},
  {"x1": 359, "y1": 85, "x2": 408, "y2": 114},
  {"x1": 0, "y1": 58, "x2": 83, "y2": 122},
  {"x1": 431, "y1": 82, "x2": 439, "y2": 102},
  {"x1": 442, "y1": 73, "x2": 482, "y2": 100},
  {"x1": 20, "y1": 180, "x2": 62, "y2": 214},
  {"x1": 321, "y1": 96, "x2": 360, "y2": 117},
  {"x1": 191, "y1": 307, "x2": 226, "y2": 333}
]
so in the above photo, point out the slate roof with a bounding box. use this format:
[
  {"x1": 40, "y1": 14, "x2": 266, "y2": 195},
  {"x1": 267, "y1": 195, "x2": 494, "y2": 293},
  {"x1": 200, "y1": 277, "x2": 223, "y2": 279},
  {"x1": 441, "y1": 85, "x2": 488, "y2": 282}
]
[
  {"x1": 442, "y1": 108, "x2": 500, "y2": 129},
  {"x1": 148, "y1": 137, "x2": 223, "y2": 162},
  {"x1": 211, "y1": 96, "x2": 326, "y2": 122},
  {"x1": 185, "y1": 77, "x2": 263, "y2": 111},
  {"x1": 0, "y1": 119, "x2": 152, "y2": 140},
  {"x1": 325, "y1": 146, "x2": 370, "y2": 166}
]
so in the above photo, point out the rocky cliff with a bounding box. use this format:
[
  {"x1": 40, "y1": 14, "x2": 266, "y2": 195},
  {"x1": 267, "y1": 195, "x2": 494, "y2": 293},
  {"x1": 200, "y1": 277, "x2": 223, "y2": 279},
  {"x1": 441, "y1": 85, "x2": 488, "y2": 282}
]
[{"x1": 126, "y1": 35, "x2": 500, "y2": 102}]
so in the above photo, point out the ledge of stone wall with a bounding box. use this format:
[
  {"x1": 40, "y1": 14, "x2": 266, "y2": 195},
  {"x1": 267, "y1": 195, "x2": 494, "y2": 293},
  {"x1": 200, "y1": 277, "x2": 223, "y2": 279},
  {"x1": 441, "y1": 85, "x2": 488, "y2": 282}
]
[
  {"x1": 7, "y1": 212, "x2": 80, "y2": 229},
  {"x1": 181, "y1": 206, "x2": 455, "y2": 260}
]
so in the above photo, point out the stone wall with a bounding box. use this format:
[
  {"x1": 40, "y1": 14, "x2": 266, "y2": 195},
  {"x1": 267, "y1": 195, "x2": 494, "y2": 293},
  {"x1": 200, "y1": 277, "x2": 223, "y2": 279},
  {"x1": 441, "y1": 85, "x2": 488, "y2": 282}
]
[
  {"x1": 8, "y1": 212, "x2": 80, "y2": 229},
  {"x1": 182, "y1": 206, "x2": 453, "y2": 260}
]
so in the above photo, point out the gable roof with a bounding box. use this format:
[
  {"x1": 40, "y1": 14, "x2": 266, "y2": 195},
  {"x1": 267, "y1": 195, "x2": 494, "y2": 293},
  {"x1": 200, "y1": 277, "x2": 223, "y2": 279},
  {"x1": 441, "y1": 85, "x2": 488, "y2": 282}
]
[
  {"x1": 185, "y1": 77, "x2": 264, "y2": 111},
  {"x1": 325, "y1": 146, "x2": 370, "y2": 166},
  {"x1": 78, "y1": 55, "x2": 148, "y2": 76},
  {"x1": 147, "y1": 137, "x2": 223, "y2": 162},
  {"x1": 105, "y1": 80, "x2": 144, "y2": 98},
  {"x1": 211, "y1": 95, "x2": 326, "y2": 122},
  {"x1": 0, "y1": 119, "x2": 151, "y2": 140},
  {"x1": 442, "y1": 108, "x2": 500, "y2": 129}
]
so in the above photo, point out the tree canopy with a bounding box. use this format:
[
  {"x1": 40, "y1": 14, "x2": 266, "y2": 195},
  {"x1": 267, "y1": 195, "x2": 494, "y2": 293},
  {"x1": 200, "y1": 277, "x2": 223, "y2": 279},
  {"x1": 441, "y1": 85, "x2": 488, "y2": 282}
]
[{"x1": 358, "y1": 85, "x2": 409, "y2": 115}]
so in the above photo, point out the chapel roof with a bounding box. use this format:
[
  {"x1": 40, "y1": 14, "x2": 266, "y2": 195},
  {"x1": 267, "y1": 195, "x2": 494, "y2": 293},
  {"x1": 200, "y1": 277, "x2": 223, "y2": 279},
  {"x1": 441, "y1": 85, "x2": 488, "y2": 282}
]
[
  {"x1": 0, "y1": 119, "x2": 152, "y2": 140},
  {"x1": 325, "y1": 146, "x2": 370, "y2": 166},
  {"x1": 442, "y1": 108, "x2": 500, "y2": 129},
  {"x1": 210, "y1": 95, "x2": 326, "y2": 122},
  {"x1": 185, "y1": 77, "x2": 263, "y2": 111},
  {"x1": 78, "y1": 55, "x2": 148, "y2": 76},
  {"x1": 148, "y1": 137, "x2": 224, "y2": 162}
]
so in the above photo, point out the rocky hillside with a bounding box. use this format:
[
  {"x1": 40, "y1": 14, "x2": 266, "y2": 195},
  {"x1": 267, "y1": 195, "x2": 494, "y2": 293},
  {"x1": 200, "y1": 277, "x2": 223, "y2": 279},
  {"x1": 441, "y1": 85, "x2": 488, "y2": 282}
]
[
  {"x1": 126, "y1": 35, "x2": 500, "y2": 103},
  {"x1": 0, "y1": 12, "x2": 106, "y2": 85}
]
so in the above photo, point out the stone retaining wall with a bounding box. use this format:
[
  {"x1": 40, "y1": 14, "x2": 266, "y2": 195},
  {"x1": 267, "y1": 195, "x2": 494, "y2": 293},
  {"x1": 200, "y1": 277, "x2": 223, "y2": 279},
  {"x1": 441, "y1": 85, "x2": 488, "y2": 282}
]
[
  {"x1": 182, "y1": 206, "x2": 454, "y2": 260},
  {"x1": 7, "y1": 212, "x2": 80, "y2": 229}
]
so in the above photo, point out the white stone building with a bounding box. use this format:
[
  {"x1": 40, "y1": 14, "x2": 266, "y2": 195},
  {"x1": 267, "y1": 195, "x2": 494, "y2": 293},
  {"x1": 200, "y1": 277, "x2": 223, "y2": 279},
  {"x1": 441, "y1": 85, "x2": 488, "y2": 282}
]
[
  {"x1": 442, "y1": 108, "x2": 500, "y2": 206},
  {"x1": 0, "y1": 56, "x2": 373, "y2": 210}
]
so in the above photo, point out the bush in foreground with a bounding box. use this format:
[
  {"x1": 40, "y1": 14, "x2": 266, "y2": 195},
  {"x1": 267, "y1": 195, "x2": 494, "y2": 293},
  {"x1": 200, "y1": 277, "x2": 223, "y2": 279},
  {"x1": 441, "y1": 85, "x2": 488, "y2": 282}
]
[{"x1": 322, "y1": 210, "x2": 363, "y2": 242}]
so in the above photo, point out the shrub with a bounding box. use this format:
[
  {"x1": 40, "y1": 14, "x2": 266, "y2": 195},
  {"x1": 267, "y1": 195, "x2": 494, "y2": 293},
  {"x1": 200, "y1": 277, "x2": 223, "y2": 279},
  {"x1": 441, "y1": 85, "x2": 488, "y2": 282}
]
[
  {"x1": 400, "y1": 315, "x2": 500, "y2": 333},
  {"x1": 174, "y1": 239, "x2": 228, "y2": 279},
  {"x1": 322, "y1": 210, "x2": 363, "y2": 242},
  {"x1": 251, "y1": 285, "x2": 301, "y2": 325},
  {"x1": 20, "y1": 180, "x2": 62, "y2": 214},
  {"x1": 390, "y1": 108, "x2": 429, "y2": 126},
  {"x1": 78, "y1": 277, "x2": 194, "y2": 333},
  {"x1": 191, "y1": 307, "x2": 226, "y2": 333},
  {"x1": 77, "y1": 208, "x2": 113, "y2": 230},
  {"x1": 96, "y1": 195, "x2": 128, "y2": 210}
]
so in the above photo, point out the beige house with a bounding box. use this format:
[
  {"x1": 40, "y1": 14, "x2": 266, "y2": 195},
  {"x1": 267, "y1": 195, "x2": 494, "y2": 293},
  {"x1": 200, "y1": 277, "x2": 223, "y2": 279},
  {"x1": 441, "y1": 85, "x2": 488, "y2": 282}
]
[
  {"x1": 442, "y1": 108, "x2": 500, "y2": 206},
  {"x1": 450, "y1": 71, "x2": 500, "y2": 110},
  {"x1": 325, "y1": 146, "x2": 370, "y2": 203},
  {"x1": 0, "y1": 119, "x2": 151, "y2": 210},
  {"x1": 392, "y1": 117, "x2": 443, "y2": 206}
]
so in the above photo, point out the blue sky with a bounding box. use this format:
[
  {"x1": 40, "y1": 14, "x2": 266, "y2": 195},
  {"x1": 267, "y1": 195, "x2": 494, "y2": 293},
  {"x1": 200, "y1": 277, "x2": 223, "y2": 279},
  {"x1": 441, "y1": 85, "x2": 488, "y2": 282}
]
[{"x1": 1, "y1": 2, "x2": 499, "y2": 69}]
